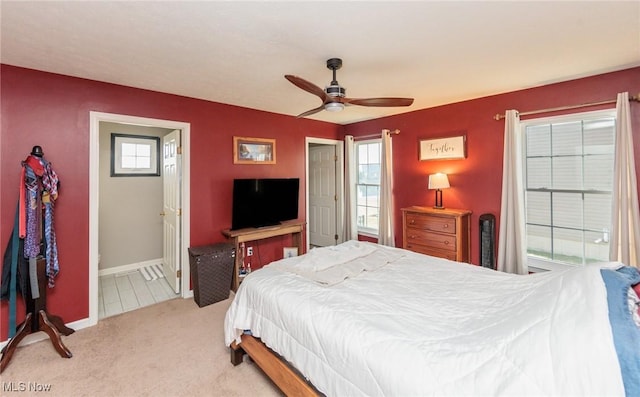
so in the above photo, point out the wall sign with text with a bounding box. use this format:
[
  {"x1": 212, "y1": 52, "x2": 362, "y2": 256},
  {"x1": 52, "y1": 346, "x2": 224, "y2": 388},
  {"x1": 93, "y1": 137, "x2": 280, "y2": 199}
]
[{"x1": 419, "y1": 135, "x2": 467, "y2": 161}]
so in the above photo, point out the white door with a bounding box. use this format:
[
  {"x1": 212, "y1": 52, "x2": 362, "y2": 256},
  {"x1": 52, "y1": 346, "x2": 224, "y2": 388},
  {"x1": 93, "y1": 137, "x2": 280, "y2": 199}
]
[
  {"x1": 309, "y1": 145, "x2": 338, "y2": 247},
  {"x1": 162, "y1": 130, "x2": 181, "y2": 293}
]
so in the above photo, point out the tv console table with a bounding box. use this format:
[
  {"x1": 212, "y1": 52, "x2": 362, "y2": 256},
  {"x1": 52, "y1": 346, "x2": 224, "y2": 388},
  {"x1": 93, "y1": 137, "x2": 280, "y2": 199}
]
[{"x1": 222, "y1": 220, "x2": 306, "y2": 292}]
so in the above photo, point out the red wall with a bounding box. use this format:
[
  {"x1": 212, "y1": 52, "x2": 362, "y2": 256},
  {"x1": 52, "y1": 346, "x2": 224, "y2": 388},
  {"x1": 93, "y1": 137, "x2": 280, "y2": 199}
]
[
  {"x1": 345, "y1": 67, "x2": 640, "y2": 265},
  {"x1": 2, "y1": 65, "x2": 639, "y2": 341},
  {"x1": 0, "y1": 65, "x2": 341, "y2": 340}
]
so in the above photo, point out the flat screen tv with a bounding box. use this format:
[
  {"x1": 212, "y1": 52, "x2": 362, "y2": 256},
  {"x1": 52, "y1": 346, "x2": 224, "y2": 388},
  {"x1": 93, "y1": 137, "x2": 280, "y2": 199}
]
[{"x1": 231, "y1": 178, "x2": 300, "y2": 230}]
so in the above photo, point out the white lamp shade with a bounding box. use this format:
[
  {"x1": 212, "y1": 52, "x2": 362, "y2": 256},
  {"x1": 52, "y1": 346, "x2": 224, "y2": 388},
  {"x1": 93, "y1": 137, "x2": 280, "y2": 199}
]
[{"x1": 428, "y1": 173, "x2": 450, "y2": 189}]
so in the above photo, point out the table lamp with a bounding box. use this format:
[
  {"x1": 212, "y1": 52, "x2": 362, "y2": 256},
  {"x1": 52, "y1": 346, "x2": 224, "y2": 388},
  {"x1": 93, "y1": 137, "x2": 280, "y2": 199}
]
[{"x1": 428, "y1": 173, "x2": 450, "y2": 209}]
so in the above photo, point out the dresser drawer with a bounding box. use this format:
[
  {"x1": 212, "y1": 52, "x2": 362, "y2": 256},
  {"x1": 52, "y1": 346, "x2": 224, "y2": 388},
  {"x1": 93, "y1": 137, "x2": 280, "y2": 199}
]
[
  {"x1": 405, "y1": 228, "x2": 456, "y2": 252},
  {"x1": 406, "y1": 244, "x2": 458, "y2": 261},
  {"x1": 405, "y1": 213, "x2": 456, "y2": 235}
]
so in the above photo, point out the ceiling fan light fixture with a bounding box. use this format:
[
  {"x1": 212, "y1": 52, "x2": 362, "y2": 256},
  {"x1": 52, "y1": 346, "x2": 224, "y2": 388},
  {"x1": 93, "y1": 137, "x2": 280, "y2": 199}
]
[
  {"x1": 285, "y1": 57, "x2": 414, "y2": 118},
  {"x1": 324, "y1": 102, "x2": 344, "y2": 112}
]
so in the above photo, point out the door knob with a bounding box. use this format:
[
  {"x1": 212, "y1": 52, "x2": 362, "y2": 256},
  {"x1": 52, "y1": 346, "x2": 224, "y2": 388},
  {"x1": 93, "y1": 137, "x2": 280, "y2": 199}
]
[{"x1": 160, "y1": 211, "x2": 166, "y2": 216}]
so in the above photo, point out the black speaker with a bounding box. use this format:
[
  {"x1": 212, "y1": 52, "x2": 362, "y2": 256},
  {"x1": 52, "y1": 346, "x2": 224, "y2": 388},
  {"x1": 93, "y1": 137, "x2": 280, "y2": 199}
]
[{"x1": 479, "y1": 214, "x2": 496, "y2": 269}]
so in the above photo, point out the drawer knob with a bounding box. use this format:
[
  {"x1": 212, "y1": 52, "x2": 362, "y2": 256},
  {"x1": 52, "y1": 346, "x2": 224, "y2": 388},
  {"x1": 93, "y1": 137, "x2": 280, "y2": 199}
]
[
  {"x1": 443, "y1": 224, "x2": 448, "y2": 228},
  {"x1": 444, "y1": 240, "x2": 449, "y2": 245},
  {"x1": 409, "y1": 219, "x2": 415, "y2": 224}
]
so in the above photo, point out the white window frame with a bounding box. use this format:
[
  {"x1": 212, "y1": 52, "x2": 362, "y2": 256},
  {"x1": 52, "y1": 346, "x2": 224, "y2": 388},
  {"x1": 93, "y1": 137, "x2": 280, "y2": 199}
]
[
  {"x1": 520, "y1": 109, "x2": 616, "y2": 272},
  {"x1": 356, "y1": 139, "x2": 381, "y2": 237}
]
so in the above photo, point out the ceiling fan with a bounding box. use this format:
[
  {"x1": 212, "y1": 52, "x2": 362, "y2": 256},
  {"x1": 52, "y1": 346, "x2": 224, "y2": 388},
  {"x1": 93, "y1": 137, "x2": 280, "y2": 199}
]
[{"x1": 285, "y1": 58, "x2": 414, "y2": 118}]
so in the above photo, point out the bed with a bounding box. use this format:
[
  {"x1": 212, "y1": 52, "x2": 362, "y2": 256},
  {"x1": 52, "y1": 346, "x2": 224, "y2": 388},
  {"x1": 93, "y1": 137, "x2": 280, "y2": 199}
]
[{"x1": 224, "y1": 240, "x2": 640, "y2": 396}]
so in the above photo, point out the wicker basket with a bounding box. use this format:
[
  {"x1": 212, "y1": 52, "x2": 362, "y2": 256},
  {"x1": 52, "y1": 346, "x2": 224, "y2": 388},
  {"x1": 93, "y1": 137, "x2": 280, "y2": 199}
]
[{"x1": 188, "y1": 243, "x2": 235, "y2": 307}]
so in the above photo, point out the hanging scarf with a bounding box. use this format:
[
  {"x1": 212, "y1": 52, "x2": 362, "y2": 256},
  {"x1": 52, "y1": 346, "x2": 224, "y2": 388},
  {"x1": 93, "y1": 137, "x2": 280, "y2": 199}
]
[
  {"x1": 23, "y1": 164, "x2": 40, "y2": 257},
  {"x1": 43, "y1": 193, "x2": 59, "y2": 287},
  {"x1": 21, "y1": 155, "x2": 60, "y2": 287}
]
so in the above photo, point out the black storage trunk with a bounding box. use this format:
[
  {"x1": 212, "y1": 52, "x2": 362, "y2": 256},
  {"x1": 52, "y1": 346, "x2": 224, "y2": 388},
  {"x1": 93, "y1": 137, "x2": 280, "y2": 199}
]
[{"x1": 188, "y1": 243, "x2": 235, "y2": 307}]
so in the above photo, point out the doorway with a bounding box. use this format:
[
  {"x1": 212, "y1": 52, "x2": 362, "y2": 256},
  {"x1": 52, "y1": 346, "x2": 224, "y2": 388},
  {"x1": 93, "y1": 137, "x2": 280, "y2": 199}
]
[
  {"x1": 89, "y1": 112, "x2": 191, "y2": 326},
  {"x1": 305, "y1": 137, "x2": 345, "y2": 249}
]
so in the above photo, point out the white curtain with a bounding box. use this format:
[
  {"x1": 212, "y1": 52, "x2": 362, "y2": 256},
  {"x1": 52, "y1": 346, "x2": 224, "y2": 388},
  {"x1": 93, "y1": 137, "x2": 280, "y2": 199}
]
[
  {"x1": 378, "y1": 129, "x2": 395, "y2": 247},
  {"x1": 344, "y1": 135, "x2": 358, "y2": 241},
  {"x1": 609, "y1": 92, "x2": 640, "y2": 267},
  {"x1": 497, "y1": 110, "x2": 528, "y2": 274}
]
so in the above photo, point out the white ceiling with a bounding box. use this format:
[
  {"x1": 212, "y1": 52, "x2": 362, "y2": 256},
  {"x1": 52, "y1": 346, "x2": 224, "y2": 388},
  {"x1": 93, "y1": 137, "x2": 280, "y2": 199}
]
[{"x1": 2, "y1": 1, "x2": 639, "y2": 125}]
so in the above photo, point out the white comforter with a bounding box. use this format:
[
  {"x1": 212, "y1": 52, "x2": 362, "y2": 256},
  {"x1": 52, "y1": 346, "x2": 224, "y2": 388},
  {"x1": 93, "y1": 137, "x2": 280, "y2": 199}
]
[{"x1": 224, "y1": 241, "x2": 624, "y2": 396}]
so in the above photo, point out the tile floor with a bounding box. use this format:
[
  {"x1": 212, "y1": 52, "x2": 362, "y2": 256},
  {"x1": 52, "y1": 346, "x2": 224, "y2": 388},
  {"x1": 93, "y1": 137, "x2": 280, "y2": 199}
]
[{"x1": 98, "y1": 270, "x2": 179, "y2": 319}]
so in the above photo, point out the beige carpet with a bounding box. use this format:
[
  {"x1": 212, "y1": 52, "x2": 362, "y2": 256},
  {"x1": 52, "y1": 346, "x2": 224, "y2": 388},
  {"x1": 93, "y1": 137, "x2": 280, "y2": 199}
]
[{"x1": 1, "y1": 297, "x2": 281, "y2": 397}]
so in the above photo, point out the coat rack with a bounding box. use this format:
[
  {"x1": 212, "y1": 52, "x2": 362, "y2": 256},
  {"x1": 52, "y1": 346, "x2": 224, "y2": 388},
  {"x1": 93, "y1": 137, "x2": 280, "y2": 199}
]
[
  {"x1": 0, "y1": 258, "x2": 73, "y2": 372},
  {"x1": 0, "y1": 146, "x2": 73, "y2": 373}
]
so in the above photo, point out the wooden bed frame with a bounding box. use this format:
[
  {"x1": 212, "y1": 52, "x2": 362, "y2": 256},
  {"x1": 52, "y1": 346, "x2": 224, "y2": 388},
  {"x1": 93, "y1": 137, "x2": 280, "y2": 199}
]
[{"x1": 230, "y1": 334, "x2": 320, "y2": 396}]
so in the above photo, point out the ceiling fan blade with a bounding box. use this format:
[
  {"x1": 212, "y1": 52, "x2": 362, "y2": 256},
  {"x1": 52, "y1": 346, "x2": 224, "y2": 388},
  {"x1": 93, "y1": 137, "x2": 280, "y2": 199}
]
[
  {"x1": 285, "y1": 75, "x2": 329, "y2": 102},
  {"x1": 296, "y1": 105, "x2": 326, "y2": 118},
  {"x1": 345, "y1": 97, "x2": 414, "y2": 107}
]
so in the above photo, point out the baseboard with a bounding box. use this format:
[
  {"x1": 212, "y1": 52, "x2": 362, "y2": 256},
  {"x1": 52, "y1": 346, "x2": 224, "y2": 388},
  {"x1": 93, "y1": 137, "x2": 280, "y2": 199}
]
[
  {"x1": 98, "y1": 258, "x2": 163, "y2": 276},
  {"x1": 0, "y1": 316, "x2": 92, "y2": 350}
]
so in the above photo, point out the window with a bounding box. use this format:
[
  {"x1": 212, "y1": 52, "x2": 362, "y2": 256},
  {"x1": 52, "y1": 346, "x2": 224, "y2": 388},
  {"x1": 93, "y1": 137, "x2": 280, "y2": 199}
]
[
  {"x1": 356, "y1": 140, "x2": 381, "y2": 235},
  {"x1": 121, "y1": 142, "x2": 152, "y2": 169},
  {"x1": 110, "y1": 133, "x2": 160, "y2": 177},
  {"x1": 522, "y1": 110, "x2": 616, "y2": 268}
]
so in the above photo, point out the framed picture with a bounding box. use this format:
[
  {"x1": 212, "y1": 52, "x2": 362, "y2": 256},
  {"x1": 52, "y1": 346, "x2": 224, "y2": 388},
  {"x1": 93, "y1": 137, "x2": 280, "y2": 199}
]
[
  {"x1": 419, "y1": 135, "x2": 467, "y2": 161},
  {"x1": 110, "y1": 133, "x2": 161, "y2": 176},
  {"x1": 233, "y1": 136, "x2": 276, "y2": 164}
]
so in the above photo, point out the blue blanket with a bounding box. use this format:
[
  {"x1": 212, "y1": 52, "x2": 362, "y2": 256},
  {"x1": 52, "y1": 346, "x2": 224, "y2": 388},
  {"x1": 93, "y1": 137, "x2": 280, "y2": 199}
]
[{"x1": 601, "y1": 266, "x2": 640, "y2": 396}]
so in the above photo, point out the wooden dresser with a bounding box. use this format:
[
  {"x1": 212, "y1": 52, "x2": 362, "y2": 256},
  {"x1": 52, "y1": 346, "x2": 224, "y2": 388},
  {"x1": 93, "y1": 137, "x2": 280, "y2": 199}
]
[{"x1": 401, "y1": 206, "x2": 472, "y2": 262}]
